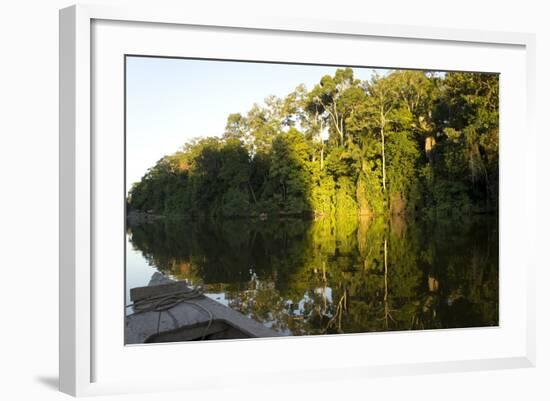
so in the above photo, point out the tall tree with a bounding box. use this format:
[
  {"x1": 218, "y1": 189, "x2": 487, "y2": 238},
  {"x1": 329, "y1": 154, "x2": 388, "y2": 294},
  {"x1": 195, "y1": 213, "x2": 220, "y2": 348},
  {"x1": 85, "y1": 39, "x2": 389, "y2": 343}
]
[{"x1": 365, "y1": 71, "x2": 401, "y2": 192}]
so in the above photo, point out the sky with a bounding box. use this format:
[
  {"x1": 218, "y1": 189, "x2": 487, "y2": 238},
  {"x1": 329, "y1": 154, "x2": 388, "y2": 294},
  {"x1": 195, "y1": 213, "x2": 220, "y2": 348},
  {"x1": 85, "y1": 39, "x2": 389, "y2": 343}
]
[{"x1": 126, "y1": 56, "x2": 382, "y2": 193}]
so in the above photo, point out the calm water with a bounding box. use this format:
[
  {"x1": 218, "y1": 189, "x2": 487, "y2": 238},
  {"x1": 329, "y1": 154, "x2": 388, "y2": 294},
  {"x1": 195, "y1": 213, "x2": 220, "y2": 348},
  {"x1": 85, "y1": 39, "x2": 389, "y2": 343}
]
[{"x1": 126, "y1": 215, "x2": 498, "y2": 335}]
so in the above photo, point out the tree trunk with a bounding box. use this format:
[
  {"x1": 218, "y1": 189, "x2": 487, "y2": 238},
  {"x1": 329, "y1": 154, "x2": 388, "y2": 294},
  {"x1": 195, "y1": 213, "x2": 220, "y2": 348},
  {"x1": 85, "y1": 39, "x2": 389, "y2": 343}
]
[
  {"x1": 424, "y1": 135, "x2": 436, "y2": 164},
  {"x1": 340, "y1": 117, "x2": 345, "y2": 146},
  {"x1": 327, "y1": 106, "x2": 344, "y2": 146},
  {"x1": 383, "y1": 238, "x2": 389, "y2": 328},
  {"x1": 381, "y1": 124, "x2": 387, "y2": 191},
  {"x1": 384, "y1": 239, "x2": 388, "y2": 302},
  {"x1": 248, "y1": 181, "x2": 257, "y2": 204}
]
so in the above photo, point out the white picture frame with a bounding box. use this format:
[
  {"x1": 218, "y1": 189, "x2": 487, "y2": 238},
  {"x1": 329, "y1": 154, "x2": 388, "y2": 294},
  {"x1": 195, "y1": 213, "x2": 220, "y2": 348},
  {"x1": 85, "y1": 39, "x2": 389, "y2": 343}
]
[{"x1": 59, "y1": 4, "x2": 536, "y2": 397}]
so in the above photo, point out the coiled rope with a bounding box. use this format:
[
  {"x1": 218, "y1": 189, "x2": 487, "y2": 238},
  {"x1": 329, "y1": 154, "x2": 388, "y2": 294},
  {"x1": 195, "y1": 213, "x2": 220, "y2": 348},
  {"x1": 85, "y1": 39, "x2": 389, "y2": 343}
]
[{"x1": 126, "y1": 285, "x2": 214, "y2": 340}]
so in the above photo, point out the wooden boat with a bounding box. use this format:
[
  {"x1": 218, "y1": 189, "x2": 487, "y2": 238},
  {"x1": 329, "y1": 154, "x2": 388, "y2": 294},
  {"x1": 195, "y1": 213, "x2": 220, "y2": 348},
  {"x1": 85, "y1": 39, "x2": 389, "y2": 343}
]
[{"x1": 125, "y1": 273, "x2": 281, "y2": 344}]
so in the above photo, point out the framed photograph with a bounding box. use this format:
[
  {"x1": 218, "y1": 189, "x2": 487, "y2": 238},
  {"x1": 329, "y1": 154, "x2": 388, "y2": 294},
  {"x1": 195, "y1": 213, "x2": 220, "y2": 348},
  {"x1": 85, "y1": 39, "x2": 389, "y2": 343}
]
[{"x1": 59, "y1": 4, "x2": 536, "y2": 396}]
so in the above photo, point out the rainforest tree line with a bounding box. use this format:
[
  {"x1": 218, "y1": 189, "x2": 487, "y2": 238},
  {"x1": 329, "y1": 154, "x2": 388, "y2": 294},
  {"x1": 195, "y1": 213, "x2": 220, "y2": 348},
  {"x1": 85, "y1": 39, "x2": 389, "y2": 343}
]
[{"x1": 127, "y1": 69, "x2": 499, "y2": 219}]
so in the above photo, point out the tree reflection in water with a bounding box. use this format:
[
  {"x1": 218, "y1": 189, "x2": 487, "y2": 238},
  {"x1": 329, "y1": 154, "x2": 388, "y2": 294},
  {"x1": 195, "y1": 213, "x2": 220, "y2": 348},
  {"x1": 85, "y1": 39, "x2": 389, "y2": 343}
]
[{"x1": 127, "y1": 214, "x2": 498, "y2": 336}]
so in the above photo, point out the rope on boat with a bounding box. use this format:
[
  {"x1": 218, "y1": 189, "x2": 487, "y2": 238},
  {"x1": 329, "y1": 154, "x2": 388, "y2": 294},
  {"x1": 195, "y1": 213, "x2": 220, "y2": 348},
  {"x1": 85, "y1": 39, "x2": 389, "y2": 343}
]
[
  {"x1": 126, "y1": 285, "x2": 214, "y2": 340},
  {"x1": 129, "y1": 286, "x2": 204, "y2": 313}
]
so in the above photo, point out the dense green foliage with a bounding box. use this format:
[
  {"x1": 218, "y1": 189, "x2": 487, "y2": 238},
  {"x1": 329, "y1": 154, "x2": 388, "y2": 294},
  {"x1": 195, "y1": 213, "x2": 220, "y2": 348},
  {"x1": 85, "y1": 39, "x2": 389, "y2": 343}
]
[{"x1": 128, "y1": 69, "x2": 499, "y2": 219}]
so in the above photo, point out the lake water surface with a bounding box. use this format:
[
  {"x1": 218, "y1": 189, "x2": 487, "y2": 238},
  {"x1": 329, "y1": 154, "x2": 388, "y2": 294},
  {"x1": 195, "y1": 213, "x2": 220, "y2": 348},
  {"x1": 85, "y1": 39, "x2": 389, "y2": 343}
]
[{"x1": 126, "y1": 215, "x2": 498, "y2": 336}]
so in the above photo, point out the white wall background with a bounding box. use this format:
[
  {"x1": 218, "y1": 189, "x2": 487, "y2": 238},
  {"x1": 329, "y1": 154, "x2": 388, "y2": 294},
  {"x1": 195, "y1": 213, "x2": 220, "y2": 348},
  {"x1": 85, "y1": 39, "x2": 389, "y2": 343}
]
[{"x1": 0, "y1": 0, "x2": 547, "y2": 400}]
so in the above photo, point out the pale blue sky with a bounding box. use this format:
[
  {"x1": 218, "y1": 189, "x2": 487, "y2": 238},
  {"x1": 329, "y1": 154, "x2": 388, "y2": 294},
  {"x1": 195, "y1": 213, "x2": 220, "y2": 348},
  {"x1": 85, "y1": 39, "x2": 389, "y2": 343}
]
[{"x1": 126, "y1": 57, "x2": 382, "y2": 192}]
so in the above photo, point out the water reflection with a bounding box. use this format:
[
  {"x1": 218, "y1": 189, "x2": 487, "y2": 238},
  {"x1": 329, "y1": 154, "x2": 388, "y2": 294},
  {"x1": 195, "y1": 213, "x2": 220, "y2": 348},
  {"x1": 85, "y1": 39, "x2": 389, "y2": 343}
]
[{"x1": 126, "y1": 215, "x2": 498, "y2": 335}]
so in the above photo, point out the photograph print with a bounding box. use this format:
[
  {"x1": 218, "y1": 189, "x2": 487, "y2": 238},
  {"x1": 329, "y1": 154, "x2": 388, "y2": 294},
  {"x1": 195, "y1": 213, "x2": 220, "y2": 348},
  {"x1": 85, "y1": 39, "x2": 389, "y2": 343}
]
[{"x1": 125, "y1": 57, "x2": 499, "y2": 344}]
